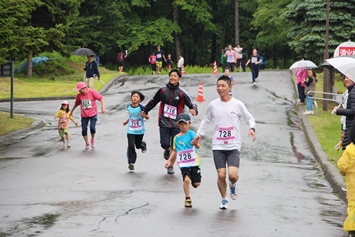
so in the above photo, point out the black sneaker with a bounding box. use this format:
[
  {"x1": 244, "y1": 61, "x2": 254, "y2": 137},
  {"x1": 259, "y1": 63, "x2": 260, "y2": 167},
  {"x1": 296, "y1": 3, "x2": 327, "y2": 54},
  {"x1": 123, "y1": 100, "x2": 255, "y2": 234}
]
[
  {"x1": 141, "y1": 141, "x2": 147, "y2": 153},
  {"x1": 163, "y1": 149, "x2": 170, "y2": 160},
  {"x1": 128, "y1": 163, "x2": 134, "y2": 171},
  {"x1": 167, "y1": 166, "x2": 175, "y2": 174}
]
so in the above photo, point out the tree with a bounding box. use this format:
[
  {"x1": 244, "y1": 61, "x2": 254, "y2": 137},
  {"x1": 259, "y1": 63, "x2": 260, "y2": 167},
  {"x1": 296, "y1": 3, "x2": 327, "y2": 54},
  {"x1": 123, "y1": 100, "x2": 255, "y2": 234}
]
[{"x1": 284, "y1": 0, "x2": 355, "y2": 63}]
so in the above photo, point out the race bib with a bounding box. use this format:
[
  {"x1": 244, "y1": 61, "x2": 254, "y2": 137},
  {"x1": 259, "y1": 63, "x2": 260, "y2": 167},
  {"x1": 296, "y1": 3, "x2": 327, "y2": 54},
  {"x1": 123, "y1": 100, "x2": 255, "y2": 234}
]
[
  {"x1": 251, "y1": 56, "x2": 257, "y2": 63},
  {"x1": 82, "y1": 99, "x2": 92, "y2": 109},
  {"x1": 177, "y1": 148, "x2": 197, "y2": 168},
  {"x1": 164, "y1": 104, "x2": 177, "y2": 119},
  {"x1": 214, "y1": 126, "x2": 236, "y2": 144},
  {"x1": 129, "y1": 119, "x2": 142, "y2": 131},
  {"x1": 157, "y1": 53, "x2": 162, "y2": 59}
]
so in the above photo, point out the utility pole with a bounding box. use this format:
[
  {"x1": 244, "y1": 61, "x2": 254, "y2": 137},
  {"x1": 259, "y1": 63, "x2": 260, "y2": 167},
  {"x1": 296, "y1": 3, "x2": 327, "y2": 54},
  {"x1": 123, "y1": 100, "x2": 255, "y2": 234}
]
[{"x1": 323, "y1": 0, "x2": 330, "y2": 111}]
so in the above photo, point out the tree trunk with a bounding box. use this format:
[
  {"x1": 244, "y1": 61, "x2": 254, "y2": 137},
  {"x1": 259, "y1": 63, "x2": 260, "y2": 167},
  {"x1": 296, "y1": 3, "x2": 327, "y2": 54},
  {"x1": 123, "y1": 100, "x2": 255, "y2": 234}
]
[
  {"x1": 27, "y1": 50, "x2": 33, "y2": 77},
  {"x1": 173, "y1": 4, "x2": 181, "y2": 62},
  {"x1": 234, "y1": 0, "x2": 239, "y2": 44}
]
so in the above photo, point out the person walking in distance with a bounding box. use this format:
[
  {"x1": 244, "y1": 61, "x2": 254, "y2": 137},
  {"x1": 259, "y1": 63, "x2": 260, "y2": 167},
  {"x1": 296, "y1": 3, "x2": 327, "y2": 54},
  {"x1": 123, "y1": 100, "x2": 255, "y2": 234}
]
[
  {"x1": 141, "y1": 69, "x2": 198, "y2": 174},
  {"x1": 245, "y1": 49, "x2": 262, "y2": 85},
  {"x1": 234, "y1": 43, "x2": 243, "y2": 72},
  {"x1": 165, "y1": 113, "x2": 201, "y2": 208},
  {"x1": 123, "y1": 91, "x2": 149, "y2": 171},
  {"x1": 166, "y1": 54, "x2": 173, "y2": 72},
  {"x1": 149, "y1": 52, "x2": 157, "y2": 75},
  {"x1": 71, "y1": 82, "x2": 106, "y2": 150},
  {"x1": 224, "y1": 45, "x2": 237, "y2": 72},
  {"x1": 117, "y1": 48, "x2": 128, "y2": 74},
  {"x1": 154, "y1": 45, "x2": 166, "y2": 75},
  {"x1": 84, "y1": 55, "x2": 100, "y2": 88},
  {"x1": 193, "y1": 75, "x2": 256, "y2": 209},
  {"x1": 177, "y1": 55, "x2": 184, "y2": 72}
]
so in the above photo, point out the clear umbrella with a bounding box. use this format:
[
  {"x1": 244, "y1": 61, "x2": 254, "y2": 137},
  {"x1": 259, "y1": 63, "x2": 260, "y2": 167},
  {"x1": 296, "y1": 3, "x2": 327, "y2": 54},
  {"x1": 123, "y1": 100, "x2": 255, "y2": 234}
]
[
  {"x1": 326, "y1": 57, "x2": 355, "y2": 82},
  {"x1": 289, "y1": 60, "x2": 318, "y2": 70},
  {"x1": 72, "y1": 48, "x2": 96, "y2": 56}
]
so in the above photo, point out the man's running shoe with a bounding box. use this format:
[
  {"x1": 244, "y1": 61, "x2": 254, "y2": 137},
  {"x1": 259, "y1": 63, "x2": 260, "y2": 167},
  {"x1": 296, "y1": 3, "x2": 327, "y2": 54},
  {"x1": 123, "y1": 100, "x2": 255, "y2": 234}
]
[
  {"x1": 128, "y1": 163, "x2": 135, "y2": 171},
  {"x1": 167, "y1": 166, "x2": 175, "y2": 174},
  {"x1": 85, "y1": 143, "x2": 90, "y2": 150},
  {"x1": 229, "y1": 181, "x2": 238, "y2": 200},
  {"x1": 185, "y1": 198, "x2": 192, "y2": 208},
  {"x1": 91, "y1": 139, "x2": 95, "y2": 148},
  {"x1": 219, "y1": 199, "x2": 229, "y2": 209},
  {"x1": 141, "y1": 141, "x2": 147, "y2": 153},
  {"x1": 163, "y1": 149, "x2": 170, "y2": 160}
]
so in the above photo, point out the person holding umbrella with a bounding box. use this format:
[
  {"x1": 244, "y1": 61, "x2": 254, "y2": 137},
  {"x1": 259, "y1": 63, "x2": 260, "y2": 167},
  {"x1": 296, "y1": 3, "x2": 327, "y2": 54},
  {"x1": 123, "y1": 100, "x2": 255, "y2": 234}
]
[{"x1": 84, "y1": 55, "x2": 100, "y2": 88}]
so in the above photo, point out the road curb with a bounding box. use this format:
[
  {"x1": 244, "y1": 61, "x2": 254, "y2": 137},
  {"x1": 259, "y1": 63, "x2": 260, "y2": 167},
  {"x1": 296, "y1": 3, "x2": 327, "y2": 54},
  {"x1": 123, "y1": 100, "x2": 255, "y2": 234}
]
[
  {"x1": 0, "y1": 119, "x2": 46, "y2": 144},
  {"x1": 300, "y1": 113, "x2": 347, "y2": 202}
]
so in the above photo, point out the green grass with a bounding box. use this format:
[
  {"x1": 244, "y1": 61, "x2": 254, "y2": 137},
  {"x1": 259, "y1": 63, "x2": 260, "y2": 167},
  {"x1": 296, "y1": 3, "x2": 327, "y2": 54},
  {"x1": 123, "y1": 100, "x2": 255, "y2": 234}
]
[
  {"x1": 302, "y1": 71, "x2": 345, "y2": 165},
  {"x1": 0, "y1": 112, "x2": 34, "y2": 136}
]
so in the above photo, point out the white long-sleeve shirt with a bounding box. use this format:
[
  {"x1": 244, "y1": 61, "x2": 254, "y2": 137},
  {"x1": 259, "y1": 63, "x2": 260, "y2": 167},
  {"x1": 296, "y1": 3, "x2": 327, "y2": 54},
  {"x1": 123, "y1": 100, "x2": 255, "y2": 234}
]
[
  {"x1": 196, "y1": 97, "x2": 255, "y2": 151},
  {"x1": 177, "y1": 57, "x2": 184, "y2": 68}
]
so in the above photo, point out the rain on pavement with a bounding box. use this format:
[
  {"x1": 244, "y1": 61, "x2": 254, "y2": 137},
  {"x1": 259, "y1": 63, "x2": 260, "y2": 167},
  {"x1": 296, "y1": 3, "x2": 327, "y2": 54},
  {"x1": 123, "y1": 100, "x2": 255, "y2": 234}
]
[{"x1": 0, "y1": 70, "x2": 348, "y2": 236}]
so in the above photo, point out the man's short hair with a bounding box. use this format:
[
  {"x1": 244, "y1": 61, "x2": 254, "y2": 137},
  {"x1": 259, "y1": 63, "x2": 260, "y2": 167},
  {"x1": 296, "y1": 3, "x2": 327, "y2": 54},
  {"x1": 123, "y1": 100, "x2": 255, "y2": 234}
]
[{"x1": 217, "y1": 75, "x2": 231, "y2": 86}]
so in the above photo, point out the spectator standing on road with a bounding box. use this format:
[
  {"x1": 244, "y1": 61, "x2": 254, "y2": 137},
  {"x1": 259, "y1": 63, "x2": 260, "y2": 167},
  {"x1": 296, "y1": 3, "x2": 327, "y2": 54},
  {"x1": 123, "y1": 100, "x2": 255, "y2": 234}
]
[
  {"x1": 71, "y1": 82, "x2": 106, "y2": 150},
  {"x1": 333, "y1": 75, "x2": 355, "y2": 150},
  {"x1": 303, "y1": 69, "x2": 317, "y2": 115},
  {"x1": 193, "y1": 75, "x2": 256, "y2": 209},
  {"x1": 148, "y1": 52, "x2": 157, "y2": 75},
  {"x1": 84, "y1": 55, "x2": 100, "y2": 88},
  {"x1": 245, "y1": 49, "x2": 262, "y2": 85},
  {"x1": 295, "y1": 68, "x2": 307, "y2": 104},
  {"x1": 177, "y1": 55, "x2": 184, "y2": 72},
  {"x1": 337, "y1": 122, "x2": 355, "y2": 237},
  {"x1": 154, "y1": 45, "x2": 167, "y2": 75},
  {"x1": 117, "y1": 48, "x2": 128, "y2": 74},
  {"x1": 234, "y1": 43, "x2": 243, "y2": 72},
  {"x1": 165, "y1": 113, "x2": 201, "y2": 208},
  {"x1": 123, "y1": 91, "x2": 149, "y2": 171},
  {"x1": 141, "y1": 69, "x2": 198, "y2": 175},
  {"x1": 224, "y1": 45, "x2": 237, "y2": 72},
  {"x1": 54, "y1": 101, "x2": 78, "y2": 149},
  {"x1": 166, "y1": 54, "x2": 173, "y2": 72}
]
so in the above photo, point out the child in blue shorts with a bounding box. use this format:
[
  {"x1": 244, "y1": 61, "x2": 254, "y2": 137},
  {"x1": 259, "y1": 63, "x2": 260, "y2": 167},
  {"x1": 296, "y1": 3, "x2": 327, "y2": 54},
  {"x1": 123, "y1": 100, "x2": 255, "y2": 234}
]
[
  {"x1": 123, "y1": 91, "x2": 149, "y2": 171},
  {"x1": 165, "y1": 113, "x2": 201, "y2": 208}
]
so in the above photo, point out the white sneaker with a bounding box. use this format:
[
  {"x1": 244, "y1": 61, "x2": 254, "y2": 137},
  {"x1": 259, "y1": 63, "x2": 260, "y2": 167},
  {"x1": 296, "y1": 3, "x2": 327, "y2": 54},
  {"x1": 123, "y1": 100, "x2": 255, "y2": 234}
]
[
  {"x1": 253, "y1": 82, "x2": 256, "y2": 86},
  {"x1": 303, "y1": 111, "x2": 310, "y2": 115},
  {"x1": 309, "y1": 110, "x2": 314, "y2": 114},
  {"x1": 229, "y1": 182, "x2": 238, "y2": 200},
  {"x1": 219, "y1": 199, "x2": 229, "y2": 209}
]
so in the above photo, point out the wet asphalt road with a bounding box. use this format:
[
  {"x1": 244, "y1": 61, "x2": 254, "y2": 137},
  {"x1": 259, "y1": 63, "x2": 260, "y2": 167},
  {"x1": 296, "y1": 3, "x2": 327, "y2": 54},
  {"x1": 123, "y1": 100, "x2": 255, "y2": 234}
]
[{"x1": 0, "y1": 71, "x2": 348, "y2": 236}]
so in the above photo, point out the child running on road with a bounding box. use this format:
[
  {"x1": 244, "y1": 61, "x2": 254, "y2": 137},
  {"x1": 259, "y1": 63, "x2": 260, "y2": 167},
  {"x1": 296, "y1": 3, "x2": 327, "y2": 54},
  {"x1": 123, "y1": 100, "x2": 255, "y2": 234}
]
[
  {"x1": 165, "y1": 113, "x2": 201, "y2": 208},
  {"x1": 166, "y1": 54, "x2": 173, "y2": 72},
  {"x1": 123, "y1": 91, "x2": 149, "y2": 171},
  {"x1": 54, "y1": 101, "x2": 78, "y2": 148}
]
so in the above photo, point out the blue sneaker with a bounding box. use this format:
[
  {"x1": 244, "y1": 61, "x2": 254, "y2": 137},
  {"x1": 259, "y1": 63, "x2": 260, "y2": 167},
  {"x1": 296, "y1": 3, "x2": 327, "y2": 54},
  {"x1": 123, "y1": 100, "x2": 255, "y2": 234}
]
[
  {"x1": 229, "y1": 182, "x2": 238, "y2": 200},
  {"x1": 219, "y1": 199, "x2": 229, "y2": 209}
]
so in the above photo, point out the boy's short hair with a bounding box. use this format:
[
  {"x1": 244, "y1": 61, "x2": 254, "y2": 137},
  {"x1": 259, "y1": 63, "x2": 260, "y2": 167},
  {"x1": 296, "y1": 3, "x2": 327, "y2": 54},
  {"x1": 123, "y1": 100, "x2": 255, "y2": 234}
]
[
  {"x1": 169, "y1": 69, "x2": 182, "y2": 78},
  {"x1": 224, "y1": 67, "x2": 231, "y2": 71},
  {"x1": 217, "y1": 75, "x2": 232, "y2": 86},
  {"x1": 131, "y1": 91, "x2": 145, "y2": 102}
]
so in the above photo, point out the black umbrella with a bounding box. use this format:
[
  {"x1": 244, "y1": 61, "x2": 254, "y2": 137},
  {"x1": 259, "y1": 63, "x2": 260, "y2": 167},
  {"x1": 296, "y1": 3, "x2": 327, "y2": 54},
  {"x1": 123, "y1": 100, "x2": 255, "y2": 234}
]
[{"x1": 72, "y1": 48, "x2": 96, "y2": 56}]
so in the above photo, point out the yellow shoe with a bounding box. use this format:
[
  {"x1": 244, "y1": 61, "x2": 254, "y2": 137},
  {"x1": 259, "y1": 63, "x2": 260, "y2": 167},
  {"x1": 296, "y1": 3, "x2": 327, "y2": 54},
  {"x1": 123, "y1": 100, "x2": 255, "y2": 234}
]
[{"x1": 185, "y1": 198, "x2": 192, "y2": 208}]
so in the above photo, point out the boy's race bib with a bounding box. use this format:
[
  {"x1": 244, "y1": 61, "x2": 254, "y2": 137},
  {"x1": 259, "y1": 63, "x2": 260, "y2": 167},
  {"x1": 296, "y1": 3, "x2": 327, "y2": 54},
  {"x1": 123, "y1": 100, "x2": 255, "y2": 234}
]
[
  {"x1": 177, "y1": 148, "x2": 197, "y2": 168},
  {"x1": 164, "y1": 104, "x2": 177, "y2": 119}
]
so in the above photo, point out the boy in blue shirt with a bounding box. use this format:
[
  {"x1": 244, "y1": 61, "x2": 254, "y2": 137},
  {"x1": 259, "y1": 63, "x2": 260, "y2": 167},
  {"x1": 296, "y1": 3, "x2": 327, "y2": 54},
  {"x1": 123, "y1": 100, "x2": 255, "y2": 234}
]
[
  {"x1": 123, "y1": 91, "x2": 149, "y2": 171},
  {"x1": 165, "y1": 113, "x2": 201, "y2": 208}
]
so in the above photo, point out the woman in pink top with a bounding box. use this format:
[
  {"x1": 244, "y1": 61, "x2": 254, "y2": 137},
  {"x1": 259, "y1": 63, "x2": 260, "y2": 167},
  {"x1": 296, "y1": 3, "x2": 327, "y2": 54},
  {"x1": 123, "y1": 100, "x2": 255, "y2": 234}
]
[
  {"x1": 295, "y1": 68, "x2": 307, "y2": 104},
  {"x1": 71, "y1": 82, "x2": 106, "y2": 150},
  {"x1": 224, "y1": 45, "x2": 237, "y2": 72}
]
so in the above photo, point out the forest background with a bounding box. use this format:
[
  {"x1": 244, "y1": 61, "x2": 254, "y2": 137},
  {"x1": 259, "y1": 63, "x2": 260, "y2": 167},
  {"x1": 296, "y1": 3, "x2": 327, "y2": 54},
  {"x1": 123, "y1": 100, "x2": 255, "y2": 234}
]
[{"x1": 1, "y1": 0, "x2": 355, "y2": 74}]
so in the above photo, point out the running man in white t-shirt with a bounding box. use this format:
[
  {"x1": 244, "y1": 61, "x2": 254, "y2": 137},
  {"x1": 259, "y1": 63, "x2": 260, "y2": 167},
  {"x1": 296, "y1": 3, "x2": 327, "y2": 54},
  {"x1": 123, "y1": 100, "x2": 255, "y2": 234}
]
[{"x1": 192, "y1": 75, "x2": 256, "y2": 209}]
